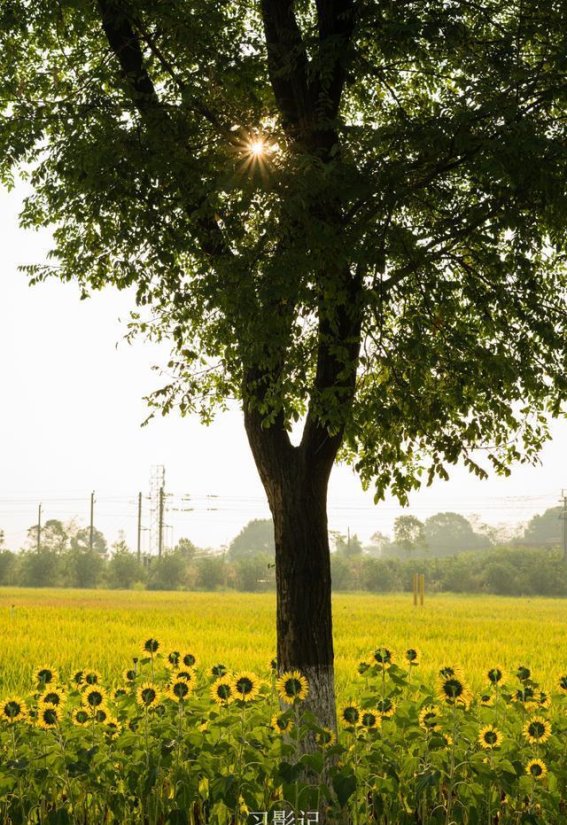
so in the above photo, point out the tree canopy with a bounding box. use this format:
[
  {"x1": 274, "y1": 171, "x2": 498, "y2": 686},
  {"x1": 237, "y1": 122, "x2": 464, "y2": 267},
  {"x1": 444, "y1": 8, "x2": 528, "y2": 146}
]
[{"x1": 1, "y1": 0, "x2": 565, "y2": 503}]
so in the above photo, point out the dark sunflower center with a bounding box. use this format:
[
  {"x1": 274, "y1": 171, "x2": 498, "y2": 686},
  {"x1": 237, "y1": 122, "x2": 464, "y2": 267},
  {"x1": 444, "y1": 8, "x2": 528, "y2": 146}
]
[
  {"x1": 488, "y1": 669, "x2": 502, "y2": 683},
  {"x1": 43, "y1": 708, "x2": 58, "y2": 725},
  {"x1": 141, "y1": 688, "x2": 156, "y2": 704},
  {"x1": 517, "y1": 667, "x2": 531, "y2": 681},
  {"x1": 406, "y1": 649, "x2": 418, "y2": 661},
  {"x1": 560, "y1": 676, "x2": 567, "y2": 691},
  {"x1": 168, "y1": 652, "x2": 180, "y2": 665},
  {"x1": 530, "y1": 764, "x2": 543, "y2": 776},
  {"x1": 423, "y1": 713, "x2": 436, "y2": 727},
  {"x1": 217, "y1": 684, "x2": 231, "y2": 699},
  {"x1": 95, "y1": 709, "x2": 108, "y2": 722},
  {"x1": 212, "y1": 664, "x2": 227, "y2": 677},
  {"x1": 377, "y1": 699, "x2": 392, "y2": 712},
  {"x1": 38, "y1": 670, "x2": 53, "y2": 684},
  {"x1": 236, "y1": 678, "x2": 253, "y2": 694},
  {"x1": 144, "y1": 639, "x2": 159, "y2": 653},
  {"x1": 87, "y1": 691, "x2": 103, "y2": 707},
  {"x1": 343, "y1": 707, "x2": 359, "y2": 724},
  {"x1": 285, "y1": 678, "x2": 302, "y2": 695},
  {"x1": 125, "y1": 670, "x2": 136, "y2": 681},
  {"x1": 362, "y1": 712, "x2": 376, "y2": 727},
  {"x1": 484, "y1": 730, "x2": 498, "y2": 744},
  {"x1": 4, "y1": 701, "x2": 21, "y2": 718},
  {"x1": 529, "y1": 722, "x2": 545, "y2": 738},
  {"x1": 439, "y1": 667, "x2": 456, "y2": 679},
  {"x1": 44, "y1": 692, "x2": 61, "y2": 705},
  {"x1": 173, "y1": 682, "x2": 189, "y2": 698},
  {"x1": 76, "y1": 710, "x2": 89, "y2": 723},
  {"x1": 443, "y1": 679, "x2": 463, "y2": 697},
  {"x1": 183, "y1": 654, "x2": 196, "y2": 667},
  {"x1": 85, "y1": 674, "x2": 98, "y2": 685},
  {"x1": 374, "y1": 648, "x2": 391, "y2": 663}
]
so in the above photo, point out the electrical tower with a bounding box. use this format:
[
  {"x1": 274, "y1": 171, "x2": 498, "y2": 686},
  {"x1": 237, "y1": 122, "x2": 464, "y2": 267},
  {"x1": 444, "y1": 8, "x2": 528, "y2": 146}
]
[{"x1": 148, "y1": 465, "x2": 166, "y2": 557}]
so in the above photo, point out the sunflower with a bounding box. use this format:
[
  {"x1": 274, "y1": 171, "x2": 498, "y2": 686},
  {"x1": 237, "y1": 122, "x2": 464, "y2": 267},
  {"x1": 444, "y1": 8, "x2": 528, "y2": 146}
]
[
  {"x1": 211, "y1": 677, "x2": 235, "y2": 705},
  {"x1": 404, "y1": 648, "x2": 420, "y2": 666},
  {"x1": 1, "y1": 697, "x2": 27, "y2": 724},
  {"x1": 167, "y1": 651, "x2": 181, "y2": 667},
  {"x1": 270, "y1": 658, "x2": 278, "y2": 672},
  {"x1": 210, "y1": 663, "x2": 227, "y2": 679},
  {"x1": 72, "y1": 670, "x2": 84, "y2": 686},
  {"x1": 34, "y1": 666, "x2": 58, "y2": 687},
  {"x1": 83, "y1": 670, "x2": 102, "y2": 686},
  {"x1": 534, "y1": 690, "x2": 551, "y2": 710},
  {"x1": 174, "y1": 668, "x2": 196, "y2": 685},
  {"x1": 357, "y1": 661, "x2": 371, "y2": 675},
  {"x1": 376, "y1": 697, "x2": 396, "y2": 718},
  {"x1": 370, "y1": 647, "x2": 394, "y2": 669},
  {"x1": 437, "y1": 676, "x2": 471, "y2": 707},
  {"x1": 479, "y1": 725, "x2": 503, "y2": 750},
  {"x1": 438, "y1": 665, "x2": 464, "y2": 681},
  {"x1": 486, "y1": 667, "x2": 507, "y2": 686},
  {"x1": 526, "y1": 759, "x2": 547, "y2": 780},
  {"x1": 137, "y1": 683, "x2": 161, "y2": 709},
  {"x1": 558, "y1": 675, "x2": 567, "y2": 694},
  {"x1": 82, "y1": 686, "x2": 107, "y2": 709},
  {"x1": 516, "y1": 666, "x2": 531, "y2": 683},
  {"x1": 523, "y1": 717, "x2": 552, "y2": 745},
  {"x1": 315, "y1": 727, "x2": 336, "y2": 748},
  {"x1": 479, "y1": 693, "x2": 495, "y2": 707},
  {"x1": 94, "y1": 707, "x2": 111, "y2": 723},
  {"x1": 276, "y1": 671, "x2": 309, "y2": 704},
  {"x1": 339, "y1": 703, "x2": 360, "y2": 727},
  {"x1": 271, "y1": 712, "x2": 293, "y2": 734},
  {"x1": 360, "y1": 710, "x2": 381, "y2": 730},
  {"x1": 39, "y1": 688, "x2": 66, "y2": 708},
  {"x1": 419, "y1": 706, "x2": 441, "y2": 731},
  {"x1": 513, "y1": 685, "x2": 536, "y2": 704},
  {"x1": 142, "y1": 638, "x2": 160, "y2": 655},
  {"x1": 167, "y1": 679, "x2": 192, "y2": 703},
  {"x1": 37, "y1": 704, "x2": 60, "y2": 730},
  {"x1": 123, "y1": 668, "x2": 137, "y2": 683},
  {"x1": 72, "y1": 707, "x2": 90, "y2": 727},
  {"x1": 113, "y1": 688, "x2": 126, "y2": 700},
  {"x1": 233, "y1": 672, "x2": 260, "y2": 702},
  {"x1": 181, "y1": 652, "x2": 198, "y2": 669},
  {"x1": 105, "y1": 718, "x2": 121, "y2": 736}
]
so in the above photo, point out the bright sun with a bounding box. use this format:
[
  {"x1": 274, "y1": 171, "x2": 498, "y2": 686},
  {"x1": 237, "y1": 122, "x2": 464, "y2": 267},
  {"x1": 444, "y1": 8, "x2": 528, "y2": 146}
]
[{"x1": 248, "y1": 139, "x2": 265, "y2": 157}]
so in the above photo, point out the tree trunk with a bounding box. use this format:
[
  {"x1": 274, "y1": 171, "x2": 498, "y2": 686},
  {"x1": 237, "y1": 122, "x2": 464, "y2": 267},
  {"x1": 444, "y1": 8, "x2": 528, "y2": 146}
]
[
  {"x1": 243, "y1": 413, "x2": 338, "y2": 733},
  {"x1": 272, "y1": 459, "x2": 336, "y2": 731}
]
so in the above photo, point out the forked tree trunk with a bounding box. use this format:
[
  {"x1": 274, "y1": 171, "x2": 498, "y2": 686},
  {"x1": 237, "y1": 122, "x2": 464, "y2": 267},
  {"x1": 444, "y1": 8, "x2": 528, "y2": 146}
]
[{"x1": 244, "y1": 414, "x2": 338, "y2": 732}]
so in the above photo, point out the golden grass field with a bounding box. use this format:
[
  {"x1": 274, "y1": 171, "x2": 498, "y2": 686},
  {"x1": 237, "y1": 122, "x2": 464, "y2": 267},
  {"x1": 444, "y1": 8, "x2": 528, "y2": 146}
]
[{"x1": 1, "y1": 587, "x2": 566, "y2": 698}]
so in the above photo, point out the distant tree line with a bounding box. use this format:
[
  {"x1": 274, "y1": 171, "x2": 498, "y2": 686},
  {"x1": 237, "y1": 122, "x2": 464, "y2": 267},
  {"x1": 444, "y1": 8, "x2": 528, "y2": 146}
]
[{"x1": 0, "y1": 507, "x2": 564, "y2": 595}]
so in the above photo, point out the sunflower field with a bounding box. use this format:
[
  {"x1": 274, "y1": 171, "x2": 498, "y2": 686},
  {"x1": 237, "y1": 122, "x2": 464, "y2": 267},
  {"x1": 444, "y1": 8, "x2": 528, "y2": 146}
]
[{"x1": 1, "y1": 589, "x2": 567, "y2": 824}]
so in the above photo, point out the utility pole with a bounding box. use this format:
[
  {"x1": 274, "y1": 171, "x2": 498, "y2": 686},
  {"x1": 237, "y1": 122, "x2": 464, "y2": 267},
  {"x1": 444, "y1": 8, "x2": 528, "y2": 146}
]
[
  {"x1": 37, "y1": 503, "x2": 42, "y2": 554},
  {"x1": 89, "y1": 491, "x2": 95, "y2": 551},
  {"x1": 158, "y1": 486, "x2": 164, "y2": 558},
  {"x1": 137, "y1": 492, "x2": 142, "y2": 563},
  {"x1": 561, "y1": 489, "x2": 567, "y2": 564}
]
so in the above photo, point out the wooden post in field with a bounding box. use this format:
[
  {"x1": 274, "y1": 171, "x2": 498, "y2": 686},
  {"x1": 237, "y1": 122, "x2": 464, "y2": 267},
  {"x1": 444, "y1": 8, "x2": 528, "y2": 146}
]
[
  {"x1": 419, "y1": 573, "x2": 425, "y2": 606},
  {"x1": 413, "y1": 573, "x2": 418, "y2": 606}
]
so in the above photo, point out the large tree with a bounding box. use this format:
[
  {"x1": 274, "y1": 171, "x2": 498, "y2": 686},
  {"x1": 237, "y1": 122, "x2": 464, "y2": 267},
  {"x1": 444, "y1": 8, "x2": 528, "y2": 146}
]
[{"x1": 1, "y1": 1, "x2": 566, "y2": 729}]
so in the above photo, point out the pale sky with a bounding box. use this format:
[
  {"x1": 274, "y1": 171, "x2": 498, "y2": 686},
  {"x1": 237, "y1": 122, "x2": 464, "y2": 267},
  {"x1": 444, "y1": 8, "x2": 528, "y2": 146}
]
[{"x1": 0, "y1": 183, "x2": 565, "y2": 554}]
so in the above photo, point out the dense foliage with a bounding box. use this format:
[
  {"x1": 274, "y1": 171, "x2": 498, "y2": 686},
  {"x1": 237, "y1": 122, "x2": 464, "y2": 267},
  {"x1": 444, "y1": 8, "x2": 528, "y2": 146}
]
[{"x1": 1, "y1": 544, "x2": 565, "y2": 597}]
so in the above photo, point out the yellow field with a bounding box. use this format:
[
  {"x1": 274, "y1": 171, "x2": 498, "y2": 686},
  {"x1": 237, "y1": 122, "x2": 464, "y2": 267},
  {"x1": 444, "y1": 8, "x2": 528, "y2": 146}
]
[{"x1": 1, "y1": 587, "x2": 566, "y2": 697}]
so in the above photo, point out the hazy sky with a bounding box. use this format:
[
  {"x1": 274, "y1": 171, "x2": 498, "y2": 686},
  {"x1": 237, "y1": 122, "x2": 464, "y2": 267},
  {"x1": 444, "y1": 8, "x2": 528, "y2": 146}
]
[{"x1": 1, "y1": 183, "x2": 565, "y2": 553}]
